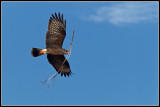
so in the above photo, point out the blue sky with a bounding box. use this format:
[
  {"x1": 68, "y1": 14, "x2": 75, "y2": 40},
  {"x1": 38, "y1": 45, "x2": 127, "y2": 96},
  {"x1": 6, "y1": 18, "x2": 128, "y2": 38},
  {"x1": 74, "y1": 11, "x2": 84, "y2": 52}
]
[{"x1": 2, "y1": 1, "x2": 158, "y2": 105}]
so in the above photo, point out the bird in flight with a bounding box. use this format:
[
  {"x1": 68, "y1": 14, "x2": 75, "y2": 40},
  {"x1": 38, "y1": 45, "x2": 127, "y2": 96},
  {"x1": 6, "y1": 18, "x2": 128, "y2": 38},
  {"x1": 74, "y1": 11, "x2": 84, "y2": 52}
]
[{"x1": 31, "y1": 12, "x2": 74, "y2": 80}]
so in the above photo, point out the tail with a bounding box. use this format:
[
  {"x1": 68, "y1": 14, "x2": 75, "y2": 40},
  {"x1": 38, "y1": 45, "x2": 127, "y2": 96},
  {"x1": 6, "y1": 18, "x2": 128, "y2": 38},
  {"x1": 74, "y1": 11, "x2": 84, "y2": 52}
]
[{"x1": 31, "y1": 48, "x2": 47, "y2": 57}]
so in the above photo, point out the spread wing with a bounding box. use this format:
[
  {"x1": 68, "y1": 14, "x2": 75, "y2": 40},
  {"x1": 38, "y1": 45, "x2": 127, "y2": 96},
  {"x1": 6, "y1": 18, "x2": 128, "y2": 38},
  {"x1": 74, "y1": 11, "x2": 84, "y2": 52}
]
[
  {"x1": 45, "y1": 12, "x2": 66, "y2": 48},
  {"x1": 47, "y1": 54, "x2": 72, "y2": 77}
]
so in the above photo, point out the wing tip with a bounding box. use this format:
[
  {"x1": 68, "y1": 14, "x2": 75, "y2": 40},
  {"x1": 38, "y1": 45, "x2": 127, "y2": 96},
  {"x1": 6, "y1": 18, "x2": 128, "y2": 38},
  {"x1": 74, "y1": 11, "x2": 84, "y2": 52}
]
[
  {"x1": 59, "y1": 71, "x2": 72, "y2": 77},
  {"x1": 50, "y1": 12, "x2": 66, "y2": 26},
  {"x1": 58, "y1": 12, "x2": 61, "y2": 22}
]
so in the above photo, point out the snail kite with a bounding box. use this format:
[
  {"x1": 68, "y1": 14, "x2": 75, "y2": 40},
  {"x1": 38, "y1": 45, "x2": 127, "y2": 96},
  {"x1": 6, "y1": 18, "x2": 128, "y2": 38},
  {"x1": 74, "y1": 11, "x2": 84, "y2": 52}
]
[{"x1": 31, "y1": 12, "x2": 72, "y2": 77}]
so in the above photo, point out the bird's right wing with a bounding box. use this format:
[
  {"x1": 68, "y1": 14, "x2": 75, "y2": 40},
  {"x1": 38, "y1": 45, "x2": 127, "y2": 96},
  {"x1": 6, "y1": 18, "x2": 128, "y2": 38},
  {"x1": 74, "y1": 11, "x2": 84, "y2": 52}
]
[{"x1": 47, "y1": 54, "x2": 72, "y2": 77}]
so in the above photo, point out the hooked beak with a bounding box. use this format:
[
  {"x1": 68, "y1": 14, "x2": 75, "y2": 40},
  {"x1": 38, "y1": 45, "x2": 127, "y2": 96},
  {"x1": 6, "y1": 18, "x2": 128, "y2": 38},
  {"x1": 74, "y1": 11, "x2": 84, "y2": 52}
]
[{"x1": 65, "y1": 51, "x2": 69, "y2": 54}]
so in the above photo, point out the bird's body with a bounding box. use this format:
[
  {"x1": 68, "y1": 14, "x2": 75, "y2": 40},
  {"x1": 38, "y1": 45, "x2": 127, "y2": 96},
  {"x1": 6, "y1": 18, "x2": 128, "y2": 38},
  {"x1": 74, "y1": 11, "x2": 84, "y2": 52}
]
[
  {"x1": 31, "y1": 12, "x2": 72, "y2": 77},
  {"x1": 47, "y1": 48, "x2": 69, "y2": 55}
]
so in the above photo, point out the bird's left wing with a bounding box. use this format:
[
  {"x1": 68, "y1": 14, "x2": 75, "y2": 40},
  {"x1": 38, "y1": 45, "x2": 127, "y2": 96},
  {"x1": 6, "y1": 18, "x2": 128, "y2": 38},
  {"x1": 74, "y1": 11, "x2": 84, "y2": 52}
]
[{"x1": 46, "y1": 12, "x2": 66, "y2": 48}]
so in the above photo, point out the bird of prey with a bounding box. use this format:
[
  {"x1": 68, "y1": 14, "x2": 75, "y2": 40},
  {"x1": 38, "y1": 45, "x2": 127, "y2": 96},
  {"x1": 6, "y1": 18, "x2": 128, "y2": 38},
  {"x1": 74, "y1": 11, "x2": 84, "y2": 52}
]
[{"x1": 31, "y1": 12, "x2": 73, "y2": 77}]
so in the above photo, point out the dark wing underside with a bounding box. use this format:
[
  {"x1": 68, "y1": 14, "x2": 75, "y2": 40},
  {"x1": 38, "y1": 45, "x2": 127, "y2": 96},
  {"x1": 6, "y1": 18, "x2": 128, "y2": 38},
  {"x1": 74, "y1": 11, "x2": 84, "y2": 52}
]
[
  {"x1": 47, "y1": 54, "x2": 72, "y2": 77},
  {"x1": 46, "y1": 12, "x2": 66, "y2": 48}
]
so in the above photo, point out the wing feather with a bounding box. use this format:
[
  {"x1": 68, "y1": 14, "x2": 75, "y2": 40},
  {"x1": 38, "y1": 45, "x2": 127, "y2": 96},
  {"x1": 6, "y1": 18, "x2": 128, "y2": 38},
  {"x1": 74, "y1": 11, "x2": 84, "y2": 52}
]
[
  {"x1": 46, "y1": 12, "x2": 66, "y2": 48},
  {"x1": 47, "y1": 54, "x2": 72, "y2": 77},
  {"x1": 61, "y1": 14, "x2": 63, "y2": 23},
  {"x1": 52, "y1": 14, "x2": 55, "y2": 19},
  {"x1": 58, "y1": 12, "x2": 61, "y2": 22},
  {"x1": 55, "y1": 12, "x2": 59, "y2": 20},
  {"x1": 64, "y1": 19, "x2": 66, "y2": 27}
]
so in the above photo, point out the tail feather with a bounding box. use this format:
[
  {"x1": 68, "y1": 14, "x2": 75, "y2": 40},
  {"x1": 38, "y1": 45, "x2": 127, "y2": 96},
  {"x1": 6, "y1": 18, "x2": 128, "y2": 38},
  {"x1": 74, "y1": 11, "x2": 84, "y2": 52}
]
[{"x1": 31, "y1": 48, "x2": 46, "y2": 57}]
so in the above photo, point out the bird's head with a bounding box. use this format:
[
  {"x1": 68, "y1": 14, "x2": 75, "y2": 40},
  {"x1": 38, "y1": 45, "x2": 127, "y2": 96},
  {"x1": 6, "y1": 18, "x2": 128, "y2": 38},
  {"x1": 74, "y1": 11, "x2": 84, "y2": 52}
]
[
  {"x1": 63, "y1": 49, "x2": 69, "y2": 54},
  {"x1": 57, "y1": 48, "x2": 69, "y2": 55}
]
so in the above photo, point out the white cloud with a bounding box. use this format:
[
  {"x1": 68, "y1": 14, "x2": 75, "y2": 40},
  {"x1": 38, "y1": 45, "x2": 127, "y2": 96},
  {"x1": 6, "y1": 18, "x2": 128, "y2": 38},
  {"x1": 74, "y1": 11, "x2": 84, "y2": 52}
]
[{"x1": 85, "y1": 2, "x2": 158, "y2": 26}]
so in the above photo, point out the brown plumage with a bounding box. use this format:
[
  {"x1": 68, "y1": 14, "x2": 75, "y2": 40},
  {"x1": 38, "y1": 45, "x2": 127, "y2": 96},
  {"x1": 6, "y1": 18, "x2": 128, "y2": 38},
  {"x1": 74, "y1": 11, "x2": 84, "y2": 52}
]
[{"x1": 31, "y1": 12, "x2": 72, "y2": 77}]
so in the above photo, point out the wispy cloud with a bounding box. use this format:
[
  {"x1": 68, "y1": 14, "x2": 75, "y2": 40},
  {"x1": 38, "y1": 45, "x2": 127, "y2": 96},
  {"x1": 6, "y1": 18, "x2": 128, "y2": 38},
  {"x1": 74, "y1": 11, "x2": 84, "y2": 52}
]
[{"x1": 84, "y1": 2, "x2": 158, "y2": 26}]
